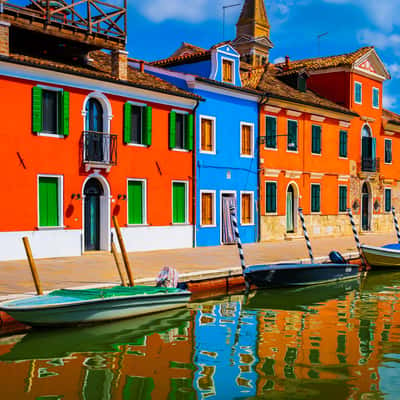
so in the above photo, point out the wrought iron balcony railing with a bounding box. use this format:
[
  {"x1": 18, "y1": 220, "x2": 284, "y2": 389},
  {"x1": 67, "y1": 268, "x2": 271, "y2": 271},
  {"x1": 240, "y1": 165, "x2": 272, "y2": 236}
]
[
  {"x1": 359, "y1": 158, "x2": 380, "y2": 173},
  {"x1": 83, "y1": 130, "x2": 117, "y2": 166}
]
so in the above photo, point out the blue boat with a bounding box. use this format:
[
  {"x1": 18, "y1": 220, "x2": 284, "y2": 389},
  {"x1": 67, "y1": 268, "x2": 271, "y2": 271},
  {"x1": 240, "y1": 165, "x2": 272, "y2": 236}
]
[{"x1": 0, "y1": 286, "x2": 191, "y2": 327}]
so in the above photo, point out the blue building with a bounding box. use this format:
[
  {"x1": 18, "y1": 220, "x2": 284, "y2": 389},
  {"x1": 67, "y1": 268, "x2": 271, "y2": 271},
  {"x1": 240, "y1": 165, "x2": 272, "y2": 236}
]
[{"x1": 132, "y1": 43, "x2": 261, "y2": 247}]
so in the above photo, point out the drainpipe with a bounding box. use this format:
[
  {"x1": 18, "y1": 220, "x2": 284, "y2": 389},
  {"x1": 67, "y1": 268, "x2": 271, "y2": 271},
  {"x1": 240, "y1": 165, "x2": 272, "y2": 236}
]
[{"x1": 192, "y1": 99, "x2": 201, "y2": 248}]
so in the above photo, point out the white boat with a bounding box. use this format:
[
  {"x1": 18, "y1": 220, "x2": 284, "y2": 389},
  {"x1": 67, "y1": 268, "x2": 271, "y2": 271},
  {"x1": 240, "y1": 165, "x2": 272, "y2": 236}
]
[
  {"x1": 361, "y1": 243, "x2": 400, "y2": 269},
  {"x1": 0, "y1": 285, "x2": 191, "y2": 327}
]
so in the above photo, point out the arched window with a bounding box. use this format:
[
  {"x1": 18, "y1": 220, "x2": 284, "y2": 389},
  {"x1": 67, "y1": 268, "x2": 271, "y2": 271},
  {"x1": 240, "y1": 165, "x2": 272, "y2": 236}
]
[
  {"x1": 361, "y1": 124, "x2": 376, "y2": 171},
  {"x1": 86, "y1": 98, "x2": 104, "y2": 132},
  {"x1": 362, "y1": 124, "x2": 372, "y2": 138}
]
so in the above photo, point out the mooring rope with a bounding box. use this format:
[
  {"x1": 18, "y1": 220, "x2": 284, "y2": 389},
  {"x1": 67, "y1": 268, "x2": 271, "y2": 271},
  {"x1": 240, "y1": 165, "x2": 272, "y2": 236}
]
[
  {"x1": 347, "y1": 208, "x2": 366, "y2": 268},
  {"x1": 392, "y1": 207, "x2": 400, "y2": 244},
  {"x1": 298, "y1": 208, "x2": 314, "y2": 263},
  {"x1": 229, "y1": 206, "x2": 250, "y2": 290}
]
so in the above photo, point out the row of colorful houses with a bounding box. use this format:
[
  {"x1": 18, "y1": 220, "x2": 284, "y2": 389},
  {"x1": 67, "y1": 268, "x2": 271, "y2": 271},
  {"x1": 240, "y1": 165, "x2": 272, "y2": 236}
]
[{"x1": 1, "y1": 0, "x2": 400, "y2": 260}]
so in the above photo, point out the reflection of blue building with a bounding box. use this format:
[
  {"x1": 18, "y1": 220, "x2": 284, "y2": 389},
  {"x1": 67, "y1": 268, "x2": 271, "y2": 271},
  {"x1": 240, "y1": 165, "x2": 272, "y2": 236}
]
[
  {"x1": 192, "y1": 299, "x2": 258, "y2": 399},
  {"x1": 133, "y1": 43, "x2": 260, "y2": 247}
]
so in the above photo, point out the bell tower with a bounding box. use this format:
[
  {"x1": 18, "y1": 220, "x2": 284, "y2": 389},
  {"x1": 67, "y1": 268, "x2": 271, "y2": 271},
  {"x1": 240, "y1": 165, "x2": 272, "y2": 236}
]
[{"x1": 233, "y1": 0, "x2": 273, "y2": 67}]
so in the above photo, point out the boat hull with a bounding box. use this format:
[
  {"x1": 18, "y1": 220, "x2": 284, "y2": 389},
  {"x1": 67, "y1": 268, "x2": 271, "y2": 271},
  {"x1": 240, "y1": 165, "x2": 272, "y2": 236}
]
[
  {"x1": 244, "y1": 263, "x2": 359, "y2": 289},
  {"x1": 0, "y1": 290, "x2": 191, "y2": 327},
  {"x1": 361, "y1": 244, "x2": 400, "y2": 268}
]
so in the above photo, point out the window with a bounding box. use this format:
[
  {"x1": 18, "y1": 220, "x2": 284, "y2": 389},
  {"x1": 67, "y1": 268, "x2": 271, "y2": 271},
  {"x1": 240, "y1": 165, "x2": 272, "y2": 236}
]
[
  {"x1": 265, "y1": 182, "x2": 277, "y2": 213},
  {"x1": 339, "y1": 130, "x2": 348, "y2": 158},
  {"x1": 311, "y1": 125, "x2": 321, "y2": 154},
  {"x1": 265, "y1": 116, "x2": 277, "y2": 149},
  {"x1": 123, "y1": 103, "x2": 152, "y2": 146},
  {"x1": 354, "y1": 82, "x2": 362, "y2": 104},
  {"x1": 311, "y1": 184, "x2": 321, "y2": 213},
  {"x1": 241, "y1": 192, "x2": 254, "y2": 225},
  {"x1": 200, "y1": 117, "x2": 215, "y2": 153},
  {"x1": 339, "y1": 186, "x2": 347, "y2": 213},
  {"x1": 172, "y1": 182, "x2": 188, "y2": 224},
  {"x1": 287, "y1": 120, "x2": 298, "y2": 151},
  {"x1": 128, "y1": 180, "x2": 146, "y2": 225},
  {"x1": 38, "y1": 176, "x2": 62, "y2": 227},
  {"x1": 201, "y1": 191, "x2": 215, "y2": 226},
  {"x1": 222, "y1": 59, "x2": 233, "y2": 83},
  {"x1": 385, "y1": 139, "x2": 392, "y2": 164},
  {"x1": 385, "y1": 188, "x2": 392, "y2": 213},
  {"x1": 241, "y1": 123, "x2": 253, "y2": 156},
  {"x1": 32, "y1": 86, "x2": 69, "y2": 136},
  {"x1": 372, "y1": 87, "x2": 380, "y2": 109},
  {"x1": 169, "y1": 111, "x2": 193, "y2": 151}
]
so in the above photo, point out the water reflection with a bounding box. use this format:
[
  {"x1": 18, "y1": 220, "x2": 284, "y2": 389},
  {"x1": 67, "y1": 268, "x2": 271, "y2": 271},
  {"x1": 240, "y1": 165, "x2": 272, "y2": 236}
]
[{"x1": 0, "y1": 272, "x2": 400, "y2": 399}]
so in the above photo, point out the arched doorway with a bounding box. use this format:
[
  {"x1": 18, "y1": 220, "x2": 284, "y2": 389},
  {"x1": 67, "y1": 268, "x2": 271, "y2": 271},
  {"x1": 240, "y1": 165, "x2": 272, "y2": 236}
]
[
  {"x1": 84, "y1": 178, "x2": 104, "y2": 251},
  {"x1": 286, "y1": 185, "x2": 295, "y2": 233},
  {"x1": 361, "y1": 182, "x2": 371, "y2": 231}
]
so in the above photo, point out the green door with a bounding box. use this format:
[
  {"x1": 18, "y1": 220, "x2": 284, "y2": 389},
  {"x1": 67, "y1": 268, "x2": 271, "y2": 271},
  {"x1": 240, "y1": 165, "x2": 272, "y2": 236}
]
[{"x1": 286, "y1": 186, "x2": 294, "y2": 233}]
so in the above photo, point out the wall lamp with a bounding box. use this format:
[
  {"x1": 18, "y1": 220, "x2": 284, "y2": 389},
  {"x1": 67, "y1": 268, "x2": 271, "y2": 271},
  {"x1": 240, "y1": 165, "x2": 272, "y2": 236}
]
[
  {"x1": 71, "y1": 193, "x2": 81, "y2": 200},
  {"x1": 118, "y1": 194, "x2": 127, "y2": 200}
]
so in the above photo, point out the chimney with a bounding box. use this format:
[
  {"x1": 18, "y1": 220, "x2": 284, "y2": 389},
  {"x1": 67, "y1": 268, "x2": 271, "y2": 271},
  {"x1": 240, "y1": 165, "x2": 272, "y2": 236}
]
[
  {"x1": 285, "y1": 55, "x2": 290, "y2": 69},
  {"x1": 111, "y1": 49, "x2": 128, "y2": 81},
  {"x1": 140, "y1": 60, "x2": 145, "y2": 73},
  {"x1": 0, "y1": 21, "x2": 10, "y2": 57}
]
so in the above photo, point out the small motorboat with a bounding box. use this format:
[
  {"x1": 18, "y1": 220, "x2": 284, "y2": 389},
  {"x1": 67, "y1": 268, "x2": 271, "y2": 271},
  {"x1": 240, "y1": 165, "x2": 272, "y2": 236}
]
[
  {"x1": 361, "y1": 243, "x2": 400, "y2": 269},
  {"x1": 0, "y1": 286, "x2": 191, "y2": 327}
]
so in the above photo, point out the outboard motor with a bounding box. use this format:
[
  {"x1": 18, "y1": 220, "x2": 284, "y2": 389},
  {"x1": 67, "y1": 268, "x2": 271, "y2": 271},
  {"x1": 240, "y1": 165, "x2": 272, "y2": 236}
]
[{"x1": 329, "y1": 251, "x2": 346, "y2": 264}]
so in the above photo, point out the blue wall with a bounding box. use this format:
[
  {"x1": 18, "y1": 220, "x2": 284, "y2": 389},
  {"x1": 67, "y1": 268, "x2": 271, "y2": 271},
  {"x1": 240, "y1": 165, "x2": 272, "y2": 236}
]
[{"x1": 169, "y1": 60, "x2": 212, "y2": 78}]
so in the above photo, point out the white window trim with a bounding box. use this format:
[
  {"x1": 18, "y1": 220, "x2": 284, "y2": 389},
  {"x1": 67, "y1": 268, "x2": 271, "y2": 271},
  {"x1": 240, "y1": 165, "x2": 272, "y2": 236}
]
[
  {"x1": 265, "y1": 181, "x2": 278, "y2": 215},
  {"x1": 265, "y1": 115, "x2": 278, "y2": 150},
  {"x1": 287, "y1": 119, "x2": 298, "y2": 153},
  {"x1": 240, "y1": 122, "x2": 255, "y2": 158},
  {"x1": 37, "y1": 174, "x2": 64, "y2": 229},
  {"x1": 384, "y1": 138, "x2": 392, "y2": 165},
  {"x1": 199, "y1": 115, "x2": 217, "y2": 155},
  {"x1": 127, "y1": 178, "x2": 148, "y2": 226},
  {"x1": 384, "y1": 187, "x2": 392, "y2": 214},
  {"x1": 372, "y1": 87, "x2": 380, "y2": 109},
  {"x1": 338, "y1": 184, "x2": 348, "y2": 214},
  {"x1": 172, "y1": 180, "x2": 189, "y2": 225},
  {"x1": 310, "y1": 183, "x2": 321, "y2": 214},
  {"x1": 354, "y1": 81, "x2": 363, "y2": 105},
  {"x1": 37, "y1": 85, "x2": 64, "y2": 138},
  {"x1": 311, "y1": 124, "x2": 322, "y2": 155},
  {"x1": 127, "y1": 103, "x2": 145, "y2": 146},
  {"x1": 200, "y1": 190, "x2": 217, "y2": 227},
  {"x1": 221, "y1": 56, "x2": 235, "y2": 85},
  {"x1": 240, "y1": 191, "x2": 255, "y2": 226}
]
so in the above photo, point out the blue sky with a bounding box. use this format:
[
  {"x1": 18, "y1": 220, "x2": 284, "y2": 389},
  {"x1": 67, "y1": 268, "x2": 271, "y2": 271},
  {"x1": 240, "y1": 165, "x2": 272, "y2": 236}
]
[{"x1": 125, "y1": 0, "x2": 400, "y2": 112}]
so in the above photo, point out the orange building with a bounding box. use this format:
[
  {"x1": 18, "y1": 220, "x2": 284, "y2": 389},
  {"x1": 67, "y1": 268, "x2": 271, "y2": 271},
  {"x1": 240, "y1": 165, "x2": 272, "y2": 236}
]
[{"x1": 0, "y1": 1, "x2": 199, "y2": 260}]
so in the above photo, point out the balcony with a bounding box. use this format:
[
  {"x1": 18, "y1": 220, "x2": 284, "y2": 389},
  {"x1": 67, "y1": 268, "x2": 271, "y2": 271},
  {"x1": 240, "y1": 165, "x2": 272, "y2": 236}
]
[
  {"x1": 359, "y1": 158, "x2": 380, "y2": 173},
  {"x1": 83, "y1": 131, "x2": 117, "y2": 172}
]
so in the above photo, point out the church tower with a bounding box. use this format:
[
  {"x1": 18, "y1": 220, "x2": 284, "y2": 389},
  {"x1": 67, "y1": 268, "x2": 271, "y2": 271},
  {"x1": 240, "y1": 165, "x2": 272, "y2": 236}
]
[{"x1": 233, "y1": 0, "x2": 273, "y2": 67}]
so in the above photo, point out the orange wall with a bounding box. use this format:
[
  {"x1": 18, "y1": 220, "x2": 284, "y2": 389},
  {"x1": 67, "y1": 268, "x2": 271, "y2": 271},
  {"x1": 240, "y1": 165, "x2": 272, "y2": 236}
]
[{"x1": 0, "y1": 76, "x2": 194, "y2": 232}]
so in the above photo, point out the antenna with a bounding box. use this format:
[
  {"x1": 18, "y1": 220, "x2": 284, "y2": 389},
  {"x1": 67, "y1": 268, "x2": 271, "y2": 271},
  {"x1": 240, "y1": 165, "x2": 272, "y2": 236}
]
[
  {"x1": 317, "y1": 32, "x2": 328, "y2": 56},
  {"x1": 222, "y1": 3, "x2": 241, "y2": 40}
]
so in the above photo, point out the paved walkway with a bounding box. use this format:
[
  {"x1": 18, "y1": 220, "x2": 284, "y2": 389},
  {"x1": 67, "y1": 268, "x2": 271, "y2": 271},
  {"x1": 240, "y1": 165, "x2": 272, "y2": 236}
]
[{"x1": 0, "y1": 232, "x2": 394, "y2": 296}]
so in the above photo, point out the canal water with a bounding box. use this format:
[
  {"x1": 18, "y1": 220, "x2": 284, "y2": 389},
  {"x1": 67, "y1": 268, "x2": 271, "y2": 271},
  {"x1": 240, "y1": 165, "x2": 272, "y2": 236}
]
[{"x1": 0, "y1": 272, "x2": 400, "y2": 399}]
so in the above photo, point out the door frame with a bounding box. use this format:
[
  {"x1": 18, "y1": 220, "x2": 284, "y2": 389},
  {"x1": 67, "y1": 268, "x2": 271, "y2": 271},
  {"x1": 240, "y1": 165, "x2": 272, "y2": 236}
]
[
  {"x1": 285, "y1": 181, "x2": 299, "y2": 233},
  {"x1": 220, "y1": 190, "x2": 236, "y2": 245},
  {"x1": 361, "y1": 181, "x2": 372, "y2": 231},
  {"x1": 81, "y1": 173, "x2": 111, "y2": 252}
]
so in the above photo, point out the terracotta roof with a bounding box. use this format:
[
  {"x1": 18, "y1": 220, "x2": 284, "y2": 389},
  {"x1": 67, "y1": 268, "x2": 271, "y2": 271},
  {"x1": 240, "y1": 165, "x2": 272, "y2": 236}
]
[
  {"x1": 170, "y1": 42, "x2": 207, "y2": 58},
  {"x1": 242, "y1": 64, "x2": 356, "y2": 116},
  {"x1": 0, "y1": 51, "x2": 200, "y2": 100},
  {"x1": 275, "y1": 47, "x2": 374, "y2": 76},
  {"x1": 383, "y1": 109, "x2": 400, "y2": 126}
]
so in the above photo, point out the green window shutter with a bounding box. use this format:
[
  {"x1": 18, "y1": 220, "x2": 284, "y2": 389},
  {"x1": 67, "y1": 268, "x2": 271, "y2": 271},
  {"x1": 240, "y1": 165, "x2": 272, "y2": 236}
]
[
  {"x1": 142, "y1": 106, "x2": 152, "y2": 146},
  {"x1": 266, "y1": 116, "x2": 277, "y2": 148},
  {"x1": 339, "y1": 186, "x2": 347, "y2": 212},
  {"x1": 128, "y1": 181, "x2": 144, "y2": 225},
  {"x1": 355, "y1": 82, "x2": 362, "y2": 103},
  {"x1": 169, "y1": 111, "x2": 176, "y2": 149},
  {"x1": 185, "y1": 113, "x2": 194, "y2": 151},
  {"x1": 32, "y1": 86, "x2": 43, "y2": 133},
  {"x1": 311, "y1": 185, "x2": 320, "y2": 213},
  {"x1": 372, "y1": 137, "x2": 376, "y2": 160},
  {"x1": 385, "y1": 189, "x2": 392, "y2": 212},
  {"x1": 123, "y1": 102, "x2": 132, "y2": 144},
  {"x1": 266, "y1": 182, "x2": 277, "y2": 213},
  {"x1": 385, "y1": 140, "x2": 392, "y2": 163},
  {"x1": 288, "y1": 120, "x2": 297, "y2": 151},
  {"x1": 340, "y1": 130, "x2": 348, "y2": 158},
  {"x1": 312, "y1": 125, "x2": 321, "y2": 154},
  {"x1": 173, "y1": 182, "x2": 186, "y2": 223},
  {"x1": 59, "y1": 91, "x2": 70, "y2": 136},
  {"x1": 39, "y1": 177, "x2": 59, "y2": 227}
]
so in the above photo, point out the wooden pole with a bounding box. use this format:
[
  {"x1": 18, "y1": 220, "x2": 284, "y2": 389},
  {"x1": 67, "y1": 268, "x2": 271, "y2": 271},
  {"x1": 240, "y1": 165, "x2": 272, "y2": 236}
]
[
  {"x1": 112, "y1": 216, "x2": 134, "y2": 286},
  {"x1": 22, "y1": 237, "x2": 43, "y2": 295},
  {"x1": 111, "y1": 240, "x2": 127, "y2": 287}
]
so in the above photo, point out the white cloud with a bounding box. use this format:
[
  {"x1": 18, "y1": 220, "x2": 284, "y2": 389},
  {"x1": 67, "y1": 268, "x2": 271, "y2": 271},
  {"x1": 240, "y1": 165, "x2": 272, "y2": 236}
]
[
  {"x1": 358, "y1": 29, "x2": 400, "y2": 54},
  {"x1": 387, "y1": 63, "x2": 400, "y2": 79},
  {"x1": 273, "y1": 56, "x2": 285, "y2": 63},
  {"x1": 383, "y1": 94, "x2": 397, "y2": 109}
]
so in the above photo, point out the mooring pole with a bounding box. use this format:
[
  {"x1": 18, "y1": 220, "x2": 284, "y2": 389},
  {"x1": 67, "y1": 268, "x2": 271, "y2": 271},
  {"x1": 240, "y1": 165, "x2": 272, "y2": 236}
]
[
  {"x1": 392, "y1": 207, "x2": 400, "y2": 244},
  {"x1": 112, "y1": 216, "x2": 135, "y2": 287},
  {"x1": 347, "y1": 208, "x2": 366, "y2": 268},
  {"x1": 22, "y1": 237, "x2": 43, "y2": 295},
  {"x1": 229, "y1": 206, "x2": 250, "y2": 290},
  {"x1": 298, "y1": 208, "x2": 314, "y2": 263},
  {"x1": 111, "y1": 239, "x2": 127, "y2": 287}
]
